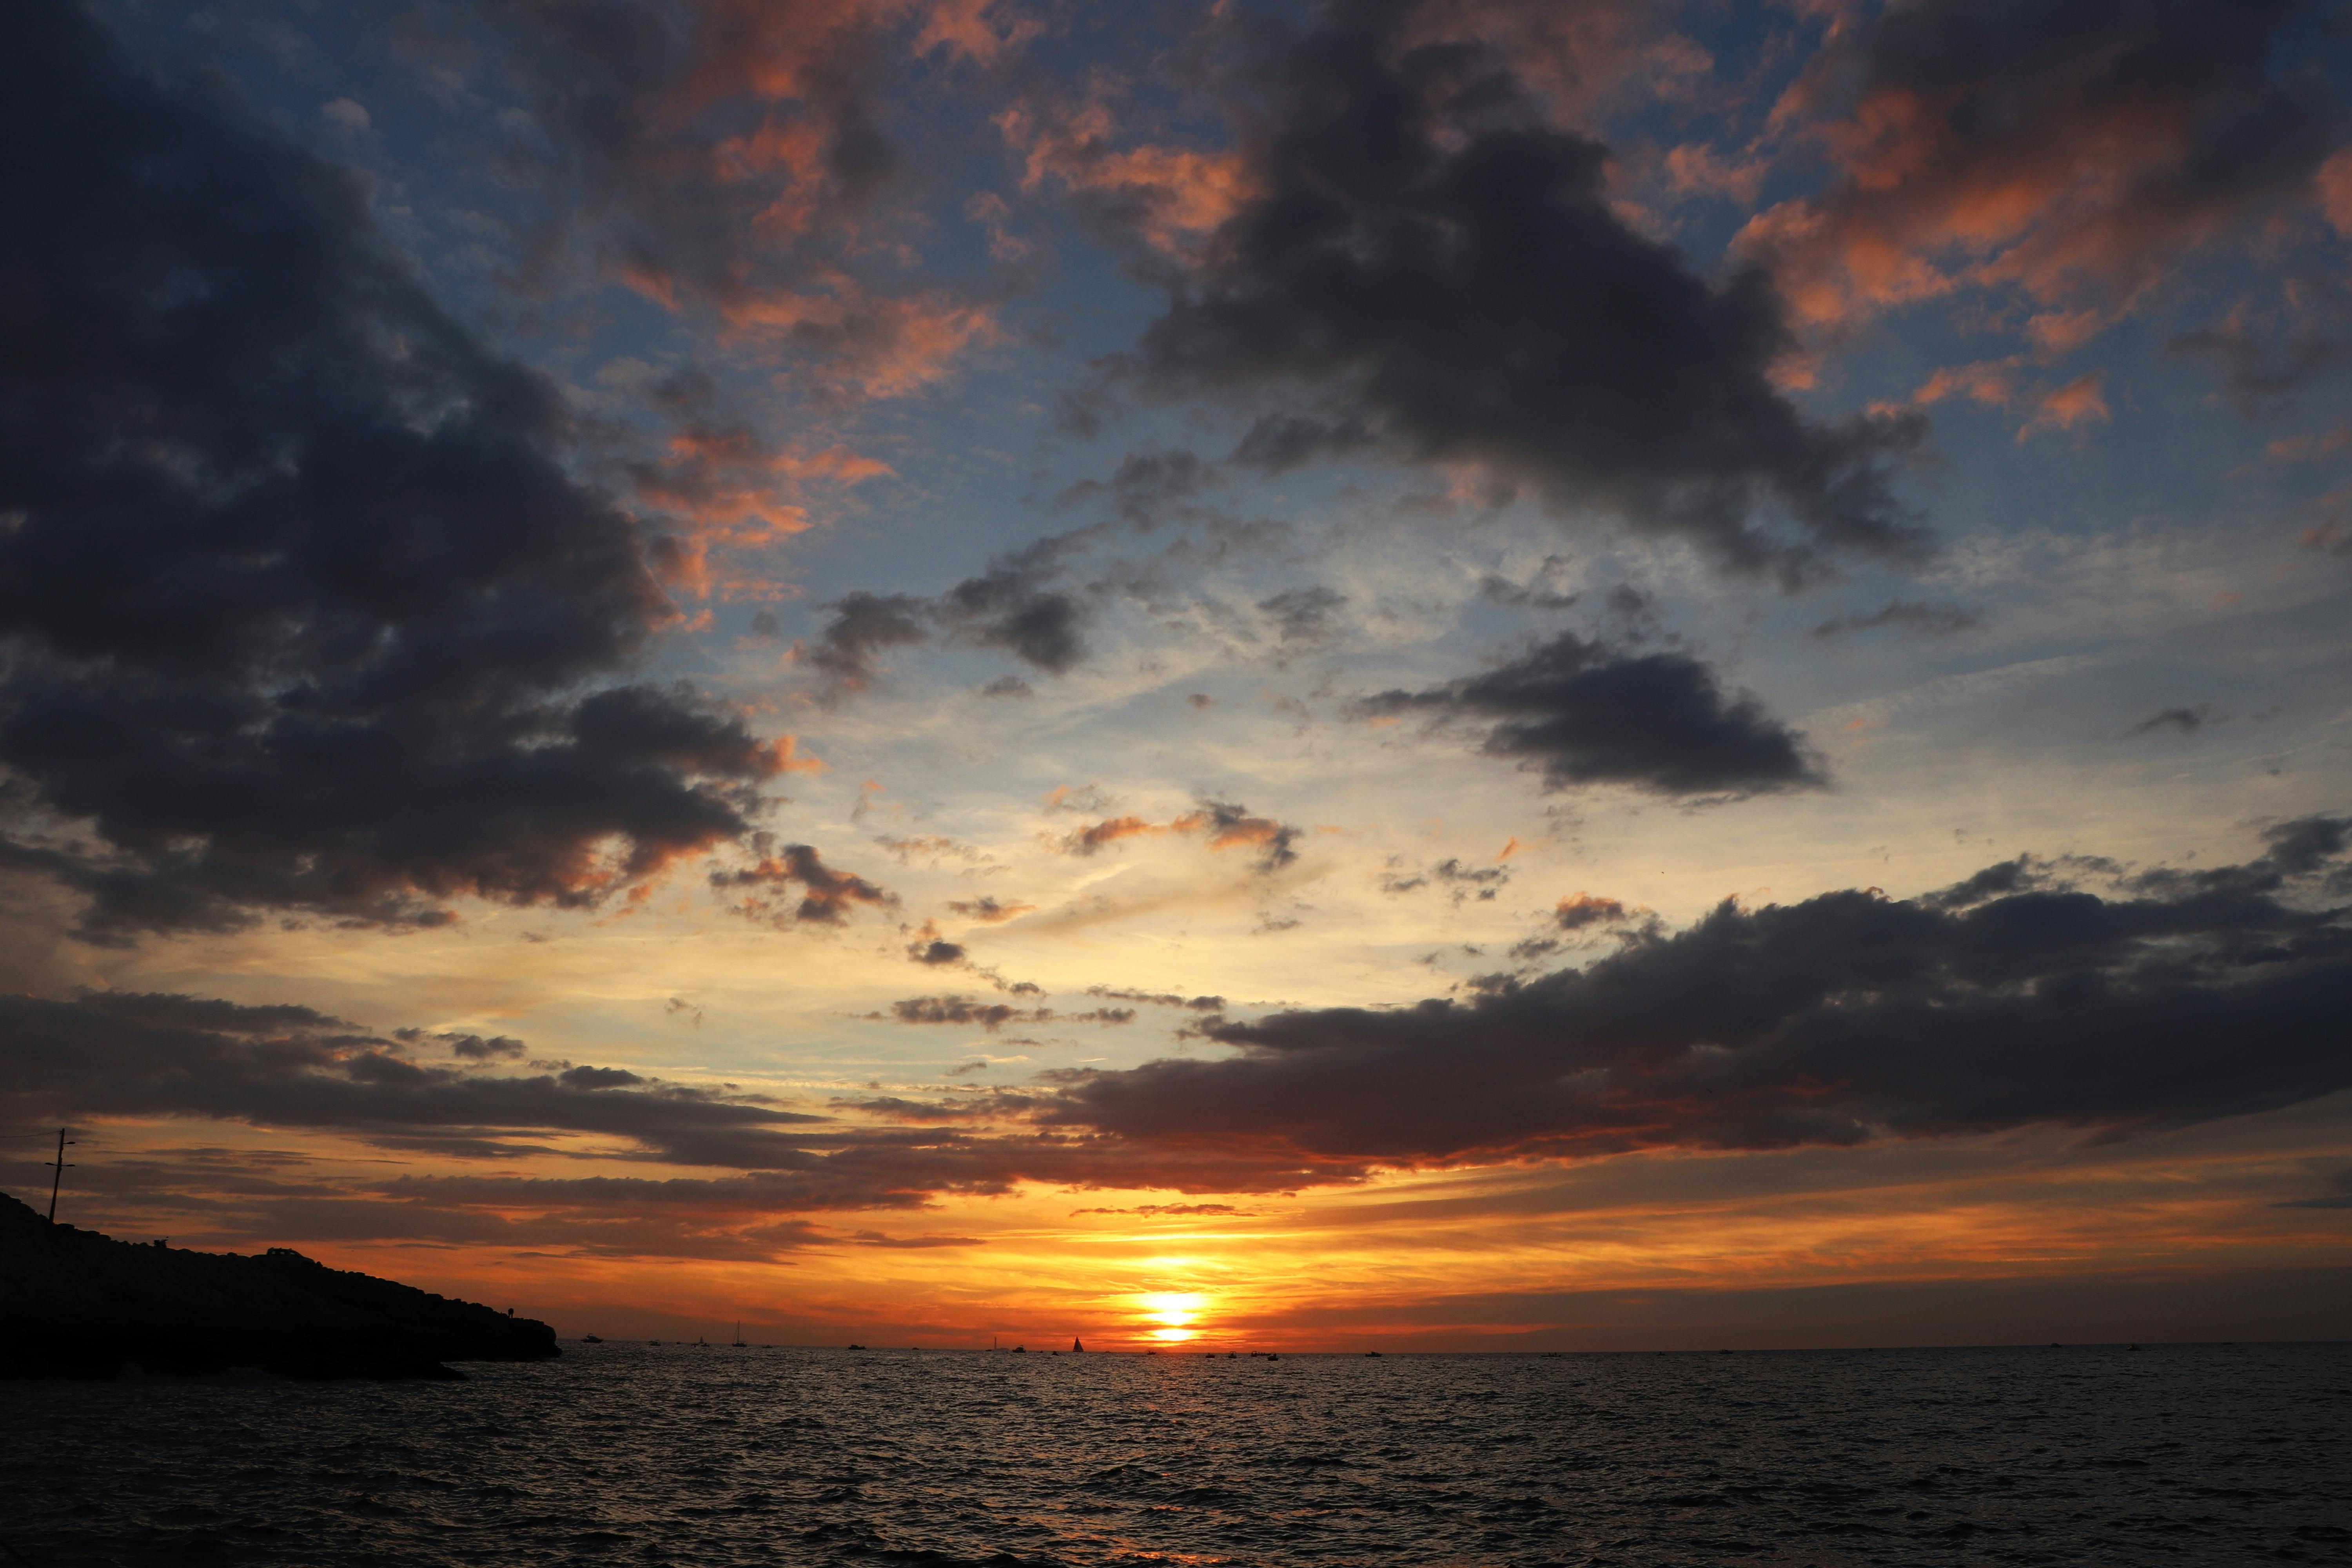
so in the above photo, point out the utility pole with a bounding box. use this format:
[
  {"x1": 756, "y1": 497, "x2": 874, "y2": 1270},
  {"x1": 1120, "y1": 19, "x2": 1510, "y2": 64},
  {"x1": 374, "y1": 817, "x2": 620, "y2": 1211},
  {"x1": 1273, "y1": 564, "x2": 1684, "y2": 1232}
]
[{"x1": 44, "y1": 1127, "x2": 73, "y2": 1224}]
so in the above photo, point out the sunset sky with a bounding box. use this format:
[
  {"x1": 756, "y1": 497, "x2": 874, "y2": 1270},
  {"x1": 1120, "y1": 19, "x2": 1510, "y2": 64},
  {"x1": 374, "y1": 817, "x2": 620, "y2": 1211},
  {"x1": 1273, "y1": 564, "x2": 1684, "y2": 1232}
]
[{"x1": 4, "y1": 0, "x2": 2350, "y2": 1350}]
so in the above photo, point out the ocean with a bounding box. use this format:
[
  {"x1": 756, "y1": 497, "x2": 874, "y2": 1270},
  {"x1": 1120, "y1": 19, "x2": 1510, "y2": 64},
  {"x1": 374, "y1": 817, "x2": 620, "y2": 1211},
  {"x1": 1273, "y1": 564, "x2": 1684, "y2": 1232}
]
[{"x1": 2, "y1": 1341, "x2": 2345, "y2": 1565}]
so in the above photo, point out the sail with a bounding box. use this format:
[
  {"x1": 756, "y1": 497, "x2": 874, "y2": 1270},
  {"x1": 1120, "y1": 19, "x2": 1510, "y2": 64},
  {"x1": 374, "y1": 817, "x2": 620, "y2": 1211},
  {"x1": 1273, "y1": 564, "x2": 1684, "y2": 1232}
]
[{"x1": 1072, "y1": 1337, "x2": 1084, "y2": 1352}]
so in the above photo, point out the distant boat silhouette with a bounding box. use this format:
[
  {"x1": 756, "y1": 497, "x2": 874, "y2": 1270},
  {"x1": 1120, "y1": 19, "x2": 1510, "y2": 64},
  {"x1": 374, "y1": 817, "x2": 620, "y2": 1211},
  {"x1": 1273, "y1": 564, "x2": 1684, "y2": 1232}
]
[
  {"x1": 1072, "y1": 1337, "x2": 1084, "y2": 1352},
  {"x1": 582, "y1": 1335, "x2": 602, "y2": 1343},
  {"x1": 732, "y1": 1321, "x2": 748, "y2": 1347},
  {"x1": 1011, "y1": 1345, "x2": 1025, "y2": 1353},
  {"x1": 848, "y1": 1343, "x2": 866, "y2": 1350}
]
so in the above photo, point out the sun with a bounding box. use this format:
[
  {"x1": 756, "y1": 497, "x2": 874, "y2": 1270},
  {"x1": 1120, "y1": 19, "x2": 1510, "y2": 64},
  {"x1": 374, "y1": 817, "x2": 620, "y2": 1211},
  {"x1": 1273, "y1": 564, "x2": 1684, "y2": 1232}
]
[{"x1": 1136, "y1": 1292, "x2": 1209, "y2": 1343}]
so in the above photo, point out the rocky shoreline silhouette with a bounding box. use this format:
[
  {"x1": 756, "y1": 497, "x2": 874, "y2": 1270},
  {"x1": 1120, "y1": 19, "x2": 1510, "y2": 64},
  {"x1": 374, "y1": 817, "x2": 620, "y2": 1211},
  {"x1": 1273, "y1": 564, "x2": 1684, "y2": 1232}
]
[{"x1": 0, "y1": 1192, "x2": 559, "y2": 1379}]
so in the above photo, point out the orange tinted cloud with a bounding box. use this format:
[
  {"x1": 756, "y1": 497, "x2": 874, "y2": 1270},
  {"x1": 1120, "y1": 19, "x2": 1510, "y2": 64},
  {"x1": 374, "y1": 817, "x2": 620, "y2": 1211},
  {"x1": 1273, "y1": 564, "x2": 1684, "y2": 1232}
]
[
  {"x1": 632, "y1": 426, "x2": 897, "y2": 600},
  {"x1": 2018, "y1": 371, "x2": 2110, "y2": 440},
  {"x1": 1740, "y1": 4, "x2": 2332, "y2": 343},
  {"x1": 499, "y1": 0, "x2": 1016, "y2": 396},
  {"x1": 1060, "y1": 815, "x2": 1165, "y2": 855},
  {"x1": 2318, "y1": 147, "x2": 2352, "y2": 237},
  {"x1": 996, "y1": 87, "x2": 1258, "y2": 258}
]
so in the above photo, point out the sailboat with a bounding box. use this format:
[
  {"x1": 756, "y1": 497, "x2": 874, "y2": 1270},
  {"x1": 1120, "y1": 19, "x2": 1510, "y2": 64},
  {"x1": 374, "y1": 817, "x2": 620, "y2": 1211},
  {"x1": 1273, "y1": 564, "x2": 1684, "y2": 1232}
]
[
  {"x1": 732, "y1": 1320, "x2": 748, "y2": 1347},
  {"x1": 1072, "y1": 1337, "x2": 1085, "y2": 1353}
]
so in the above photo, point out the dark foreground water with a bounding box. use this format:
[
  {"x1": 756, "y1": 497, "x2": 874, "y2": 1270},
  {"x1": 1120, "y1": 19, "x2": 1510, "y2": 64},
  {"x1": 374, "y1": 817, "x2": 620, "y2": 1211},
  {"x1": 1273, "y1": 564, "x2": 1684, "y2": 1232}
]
[{"x1": 3, "y1": 1341, "x2": 2347, "y2": 1566}]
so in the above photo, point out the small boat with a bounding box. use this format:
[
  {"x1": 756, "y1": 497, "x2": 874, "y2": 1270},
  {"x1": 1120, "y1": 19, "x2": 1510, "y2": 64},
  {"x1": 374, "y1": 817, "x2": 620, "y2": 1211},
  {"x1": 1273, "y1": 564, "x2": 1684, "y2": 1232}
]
[
  {"x1": 582, "y1": 1335, "x2": 603, "y2": 1344},
  {"x1": 1364, "y1": 1350, "x2": 1381, "y2": 1357},
  {"x1": 1011, "y1": 1345, "x2": 1025, "y2": 1353},
  {"x1": 1072, "y1": 1338, "x2": 1084, "y2": 1352},
  {"x1": 732, "y1": 1321, "x2": 748, "y2": 1347},
  {"x1": 848, "y1": 1343, "x2": 866, "y2": 1350}
]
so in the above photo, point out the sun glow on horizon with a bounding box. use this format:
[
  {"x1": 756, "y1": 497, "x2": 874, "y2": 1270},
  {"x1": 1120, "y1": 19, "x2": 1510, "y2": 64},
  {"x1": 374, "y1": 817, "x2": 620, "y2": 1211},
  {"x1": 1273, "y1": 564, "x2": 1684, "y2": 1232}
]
[{"x1": 1138, "y1": 1291, "x2": 1209, "y2": 1342}]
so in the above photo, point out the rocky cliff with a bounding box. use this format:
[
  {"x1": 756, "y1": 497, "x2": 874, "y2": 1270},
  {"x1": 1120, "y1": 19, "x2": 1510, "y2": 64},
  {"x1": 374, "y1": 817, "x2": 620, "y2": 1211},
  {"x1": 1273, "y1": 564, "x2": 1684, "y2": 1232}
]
[{"x1": 0, "y1": 1191, "x2": 560, "y2": 1378}]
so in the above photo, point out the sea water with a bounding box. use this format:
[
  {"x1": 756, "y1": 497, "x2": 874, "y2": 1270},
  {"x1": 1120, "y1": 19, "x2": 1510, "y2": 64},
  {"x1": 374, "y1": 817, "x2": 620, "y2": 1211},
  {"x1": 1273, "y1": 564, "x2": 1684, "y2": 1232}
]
[{"x1": 2, "y1": 1341, "x2": 2346, "y2": 1565}]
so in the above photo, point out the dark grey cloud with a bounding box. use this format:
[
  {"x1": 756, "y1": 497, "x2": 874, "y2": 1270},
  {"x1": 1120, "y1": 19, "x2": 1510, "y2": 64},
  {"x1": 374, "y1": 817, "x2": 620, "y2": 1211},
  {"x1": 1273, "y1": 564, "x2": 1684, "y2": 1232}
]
[
  {"x1": 0, "y1": 3, "x2": 789, "y2": 940},
  {"x1": 1086, "y1": 987, "x2": 1226, "y2": 1013},
  {"x1": 1055, "y1": 449, "x2": 1218, "y2": 529},
  {"x1": 874, "y1": 994, "x2": 1133, "y2": 1030},
  {"x1": 2174, "y1": 312, "x2": 2352, "y2": 417},
  {"x1": 710, "y1": 841, "x2": 896, "y2": 926},
  {"x1": 797, "y1": 531, "x2": 1100, "y2": 692},
  {"x1": 796, "y1": 592, "x2": 932, "y2": 695},
  {"x1": 885, "y1": 995, "x2": 1038, "y2": 1031},
  {"x1": 393, "y1": 1029, "x2": 529, "y2": 1062},
  {"x1": 1121, "y1": 0, "x2": 1928, "y2": 580},
  {"x1": 948, "y1": 896, "x2": 1034, "y2": 924},
  {"x1": 0, "y1": 984, "x2": 1363, "y2": 1251},
  {"x1": 1040, "y1": 816, "x2": 2352, "y2": 1166},
  {"x1": 1259, "y1": 586, "x2": 1350, "y2": 645},
  {"x1": 2275, "y1": 1169, "x2": 2352, "y2": 1210},
  {"x1": 1358, "y1": 631, "x2": 1824, "y2": 798},
  {"x1": 936, "y1": 533, "x2": 1093, "y2": 673},
  {"x1": 1811, "y1": 601, "x2": 1985, "y2": 639},
  {"x1": 1549, "y1": 893, "x2": 1632, "y2": 932},
  {"x1": 0, "y1": 990, "x2": 827, "y2": 1171},
  {"x1": 2129, "y1": 705, "x2": 2220, "y2": 737},
  {"x1": 1383, "y1": 857, "x2": 1511, "y2": 903}
]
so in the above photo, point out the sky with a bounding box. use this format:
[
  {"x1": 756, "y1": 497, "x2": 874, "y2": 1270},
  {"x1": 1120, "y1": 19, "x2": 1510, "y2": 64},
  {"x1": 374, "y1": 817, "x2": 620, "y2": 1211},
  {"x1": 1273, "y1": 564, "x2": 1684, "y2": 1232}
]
[{"x1": 2, "y1": 0, "x2": 2350, "y2": 1352}]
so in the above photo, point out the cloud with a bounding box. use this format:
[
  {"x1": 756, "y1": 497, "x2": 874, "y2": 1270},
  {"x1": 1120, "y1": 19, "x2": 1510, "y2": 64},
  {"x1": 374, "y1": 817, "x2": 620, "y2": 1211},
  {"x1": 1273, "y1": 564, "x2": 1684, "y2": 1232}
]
[
  {"x1": 1040, "y1": 817, "x2": 2352, "y2": 1167},
  {"x1": 1385, "y1": 857, "x2": 1511, "y2": 904},
  {"x1": 394, "y1": 1029, "x2": 529, "y2": 1062},
  {"x1": 1060, "y1": 816, "x2": 1165, "y2": 856},
  {"x1": 711, "y1": 841, "x2": 897, "y2": 924},
  {"x1": 847, "y1": 1229, "x2": 987, "y2": 1247},
  {"x1": 1170, "y1": 800, "x2": 1302, "y2": 874},
  {"x1": 2128, "y1": 705, "x2": 2220, "y2": 737},
  {"x1": 2018, "y1": 372, "x2": 2111, "y2": 440},
  {"x1": 997, "y1": 78, "x2": 1259, "y2": 260},
  {"x1": 934, "y1": 532, "x2": 1094, "y2": 673},
  {"x1": 2173, "y1": 294, "x2": 2352, "y2": 417},
  {"x1": 0, "y1": 4, "x2": 795, "y2": 941},
  {"x1": 1357, "y1": 632, "x2": 1824, "y2": 799},
  {"x1": 884, "y1": 995, "x2": 1039, "y2": 1030},
  {"x1": 1741, "y1": 0, "x2": 2335, "y2": 347},
  {"x1": 1121, "y1": 2, "x2": 1927, "y2": 580},
  {"x1": 1258, "y1": 586, "x2": 1350, "y2": 646},
  {"x1": 1069, "y1": 1203, "x2": 1248, "y2": 1218},
  {"x1": 1549, "y1": 893, "x2": 1631, "y2": 932},
  {"x1": 2274, "y1": 1169, "x2": 2352, "y2": 1210},
  {"x1": 1055, "y1": 449, "x2": 1220, "y2": 529},
  {"x1": 1811, "y1": 601, "x2": 1985, "y2": 639},
  {"x1": 795, "y1": 592, "x2": 934, "y2": 696},
  {"x1": 0, "y1": 991, "x2": 831, "y2": 1171},
  {"x1": 799, "y1": 529, "x2": 1102, "y2": 694},
  {"x1": 471, "y1": 0, "x2": 1008, "y2": 397},
  {"x1": 1085, "y1": 987, "x2": 1225, "y2": 1013},
  {"x1": 947, "y1": 896, "x2": 1034, "y2": 923},
  {"x1": 1053, "y1": 792, "x2": 1303, "y2": 869}
]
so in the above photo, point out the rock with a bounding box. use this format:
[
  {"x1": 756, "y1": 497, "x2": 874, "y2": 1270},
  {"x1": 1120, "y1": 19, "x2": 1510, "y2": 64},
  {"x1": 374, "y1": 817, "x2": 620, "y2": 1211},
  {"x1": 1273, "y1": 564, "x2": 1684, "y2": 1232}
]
[{"x1": 0, "y1": 1192, "x2": 560, "y2": 1379}]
